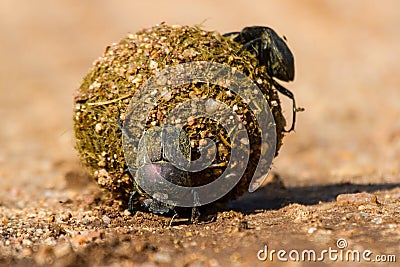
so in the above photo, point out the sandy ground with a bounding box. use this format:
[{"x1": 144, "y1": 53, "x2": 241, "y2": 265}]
[{"x1": 1, "y1": 0, "x2": 400, "y2": 266}]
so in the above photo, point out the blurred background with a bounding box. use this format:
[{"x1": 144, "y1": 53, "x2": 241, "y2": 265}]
[{"x1": 0, "y1": 0, "x2": 399, "y2": 195}]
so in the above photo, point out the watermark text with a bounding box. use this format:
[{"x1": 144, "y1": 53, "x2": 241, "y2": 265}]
[{"x1": 257, "y1": 238, "x2": 396, "y2": 263}]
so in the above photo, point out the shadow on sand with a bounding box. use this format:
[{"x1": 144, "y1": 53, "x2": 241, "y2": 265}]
[{"x1": 228, "y1": 176, "x2": 400, "y2": 213}]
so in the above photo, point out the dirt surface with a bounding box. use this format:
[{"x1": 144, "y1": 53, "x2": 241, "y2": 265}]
[{"x1": 1, "y1": 1, "x2": 400, "y2": 266}]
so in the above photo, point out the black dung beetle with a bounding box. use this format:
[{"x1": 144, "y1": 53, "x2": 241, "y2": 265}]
[
  {"x1": 224, "y1": 26, "x2": 302, "y2": 132},
  {"x1": 118, "y1": 117, "x2": 200, "y2": 221}
]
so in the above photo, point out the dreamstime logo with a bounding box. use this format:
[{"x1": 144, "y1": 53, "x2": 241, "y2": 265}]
[
  {"x1": 257, "y1": 238, "x2": 397, "y2": 263},
  {"x1": 336, "y1": 238, "x2": 348, "y2": 249},
  {"x1": 122, "y1": 61, "x2": 277, "y2": 207}
]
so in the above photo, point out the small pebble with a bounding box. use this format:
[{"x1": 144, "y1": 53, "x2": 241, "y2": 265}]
[
  {"x1": 22, "y1": 239, "x2": 32, "y2": 246},
  {"x1": 187, "y1": 116, "x2": 196, "y2": 126},
  {"x1": 81, "y1": 230, "x2": 103, "y2": 241},
  {"x1": 308, "y1": 227, "x2": 317, "y2": 234},
  {"x1": 58, "y1": 212, "x2": 72, "y2": 222},
  {"x1": 123, "y1": 209, "x2": 132, "y2": 216},
  {"x1": 95, "y1": 123, "x2": 103, "y2": 133},
  {"x1": 153, "y1": 252, "x2": 171, "y2": 263},
  {"x1": 185, "y1": 231, "x2": 193, "y2": 237},
  {"x1": 352, "y1": 212, "x2": 369, "y2": 221},
  {"x1": 72, "y1": 235, "x2": 87, "y2": 245},
  {"x1": 207, "y1": 258, "x2": 220, "y2": 267},
  {"x1": 371, "y1": 217, "x2": 383, "y2": 224},
  {"x1": 102, "y1": 215, "x2": 111, "y2": 225},
  {"x1": 149, "y1": 60, "x2": 158, "y2": 69},
  {"x1": 53, "y1": 243, "x2": 71, "y2": 258},
  {"x1": 336, "y1": 192, "x2": 377, "y2": 205},
  {"x1": 205, "y1": 98, "x2": 219, "y2": 114}
]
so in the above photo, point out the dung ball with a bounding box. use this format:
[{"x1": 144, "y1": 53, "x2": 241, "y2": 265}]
[{"x1": 73, "y1": 23, "x2": 287, "y2": 211}]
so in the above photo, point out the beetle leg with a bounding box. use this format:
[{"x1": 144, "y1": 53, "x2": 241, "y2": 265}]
[
  {"x1": 189, "y1": 189, "x2": 201, "y2": 223},
  {"x1": 190, "y1": 207, "x2": 200, "y2": 223},
  {"x1": 271, "y1": 80, "x2": 297, "y2": 132},
  {"x1": 222, "y1": 31, "x2": 240, "y2": 37},
  {"x1": 116, "y1": 109, "x2": 128, "y2": 136},
  {"x1": 168, "y1": 211, "x2": 179, "y2": 227},
  {"x1": 117, "y1": 112, "x2": 138, "y2": 144},
  {"x1": 128, "y1": 191, "x2": 138, "y2": 213},
  {"x1": 237, "y1": 37, "x2": 264, "y2": 55}
]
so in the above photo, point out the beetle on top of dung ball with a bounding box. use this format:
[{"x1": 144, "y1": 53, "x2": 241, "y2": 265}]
[{"x1": 224, "y1": 26, "x2": 304, "y2": 132}]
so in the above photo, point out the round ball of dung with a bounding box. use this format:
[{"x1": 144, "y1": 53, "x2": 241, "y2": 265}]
[{"x1": 73, "y1": 23, "x2": 287, "y2": 210}]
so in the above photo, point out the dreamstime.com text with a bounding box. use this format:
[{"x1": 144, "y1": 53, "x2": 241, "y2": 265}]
[{"x1": 257, "y1": 238, "x2": 396, "y2": 263}]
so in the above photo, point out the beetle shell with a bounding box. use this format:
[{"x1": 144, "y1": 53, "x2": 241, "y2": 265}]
[
  {"x1": 234, "y1": 26, "x2": 295, "y2": 82},
  {"x1": 134, "y1": 126, "x2": 191, "y2": 191}
]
